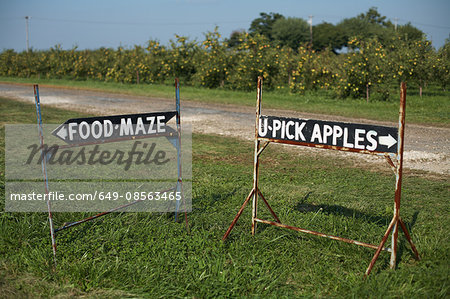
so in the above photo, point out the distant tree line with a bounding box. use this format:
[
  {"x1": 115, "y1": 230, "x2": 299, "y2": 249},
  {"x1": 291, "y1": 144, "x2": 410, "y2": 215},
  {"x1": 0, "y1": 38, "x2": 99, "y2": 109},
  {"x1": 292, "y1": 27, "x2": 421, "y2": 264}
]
[
  {"x1": 229, "y1": 8, "x2": 426, "y2": 53},
  {"x1": 1, "y1": 8, "x2": 448, "y2": 101}
]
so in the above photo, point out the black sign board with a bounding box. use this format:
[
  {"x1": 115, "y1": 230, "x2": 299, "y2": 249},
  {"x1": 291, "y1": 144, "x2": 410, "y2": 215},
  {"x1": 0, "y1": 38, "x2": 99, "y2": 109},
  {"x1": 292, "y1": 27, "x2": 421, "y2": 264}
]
[
  {"x1": 258, "y1": 115, "x2": 398, "y2": 154},
  {"x1": 52, "y1": 111, "x2": 177, "y2": 144}
]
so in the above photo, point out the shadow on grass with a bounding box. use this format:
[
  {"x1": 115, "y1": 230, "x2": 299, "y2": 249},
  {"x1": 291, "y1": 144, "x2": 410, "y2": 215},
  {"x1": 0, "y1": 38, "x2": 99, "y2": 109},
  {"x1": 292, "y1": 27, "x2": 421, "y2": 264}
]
[
  {"x1": 396, "y1": 211, "x2": 420, "y2": 265},
  {"x1": 191, "y1": 187, "x2": 240, "y2": 213},
  {"x1": 294, "y1": 192, "x2": 419, "y2": 229},
  {"x1": 292, "y1": 192, "x2": 421, "y2": 267}
]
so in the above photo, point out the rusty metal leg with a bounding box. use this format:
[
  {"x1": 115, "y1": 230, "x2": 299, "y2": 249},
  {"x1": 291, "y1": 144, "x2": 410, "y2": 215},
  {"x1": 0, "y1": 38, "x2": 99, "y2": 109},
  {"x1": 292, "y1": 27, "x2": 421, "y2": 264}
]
[
  {"x1": 251, "y1": 77, "x2": 263, "y2": 236},
  {"x1": 180, "y1": 180, "x2": 190, "y2": 234},
  {"x1": 398, "y1": 217, "x2": 420, "y2": 260},
  {"x1": 34, "y1": 84, "x2": 57, "y2": 267},
  {"x1": 390, "y1": 219, "x2": 399, "y2": 269},
  {"x1": 390, "y1": 82, "x2": 406, "y2": 270},
  {"x1": 47, "y1": 200, "x2": 57, "y2": 267},
  {"x1": 222, "y1": 188, "x2": 255, "y2": 241},
  {"x1": 184, "y1": 207, "x2": 189, "y2": 234},
  {"x1": 365, "y1": 217, "x2": 396, "y2": 276},
  {"x1": 384, "y1": 155, "x2": 396, "y2": 174},
  {"x1": 251, "y1": 139, "x2": 260, "y2": 234},
  {"x1": 251, "y1": 188, "x2": 258, "y2": 235},
  {"x1": 257, "y1": 188, "x2": 281, "y2": 223}
]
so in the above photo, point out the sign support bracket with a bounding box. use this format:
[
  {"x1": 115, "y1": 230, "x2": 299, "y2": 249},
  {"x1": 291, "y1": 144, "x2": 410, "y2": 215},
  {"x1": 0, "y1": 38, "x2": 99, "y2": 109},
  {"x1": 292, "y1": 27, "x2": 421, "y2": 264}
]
[
  {"x1": 34, "y1": 84, "x2": 57, "y2": 268},
  {"x1": 222, "y1": 77, "x2": 419, "y2": 276}
]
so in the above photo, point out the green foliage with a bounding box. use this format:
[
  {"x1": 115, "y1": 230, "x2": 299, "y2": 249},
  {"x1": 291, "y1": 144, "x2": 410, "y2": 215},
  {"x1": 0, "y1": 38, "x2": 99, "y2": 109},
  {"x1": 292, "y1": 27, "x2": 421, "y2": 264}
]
[
  {"x1": 312, "y1": 22, "x2": 346, "y2": 53},
  {"x1": 192, "y1": 28, "x2": 231, "y2": 88},
  {"x1": 227, "y1": 33, "x2": 286, "y2": 90},
  {"x1": 0, "y1": 23, "x2": 447, "y2": 101},
  {"x1": 335, "y1": 38, "x2": 391, "y2": 100},
  {"x1": 248, "y1": 12, "x2": 285, "y2": 41},
  {"x1": 336, "y1": 7, "x2": 423, "y2": 51},
  {"x1": 397, "y1": 23, "x2": 425, "y2": 41},
  {"x1": 248, "y1": 8, "x2": 424, "y2": 54},
  {"x1": 166, "y1": 35, "x2": 199, "y2": 83},
  {"x1": 434, "y1": 40, "x2": 450, "y2": 90},
  {"x1": 389, "y1": 38, "x2": 435, "y2": 97},
  {"x1": 226, "y1": 29, "x2": 246, "y2": 48},
  {"x1": 338, "y1": 17, "x2": 392, "y2": 48},
  {"x1": 357, "y1": 7, "x2": 392, "y2": 27},
  {"x1": 290, "y1": 47, "x2": 339, "y2": 92},
  {"x1": 271, "y1": 17, "x2": 309, "y2": 50}
]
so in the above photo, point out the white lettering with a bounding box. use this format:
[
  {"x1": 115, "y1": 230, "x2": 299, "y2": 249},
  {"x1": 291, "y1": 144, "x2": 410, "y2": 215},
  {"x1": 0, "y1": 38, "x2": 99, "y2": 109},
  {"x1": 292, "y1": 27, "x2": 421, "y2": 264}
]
[
  {"x1": 323, "y1": 125, "x2": 333, "y2": 144},
  {"x1": 285, "y1": 121, "x2": 295, "y2": 139},
  {"x1": 157, "y1": 116, "x2": 166, "y2": 133},
  {"x1": 103, "y1": 120, "x2": 113, "y2": 138},
  {"x1": 259, "y1": 118, "x2": 268, "y2": 137},
  {"x1": 120, "y1": 118, "x2": 133, "y2": 136},
  {"x1": 135, "y1": 117, "x2": 146, "y2": 135},
  {"x1": 332, "y1": 125, "x2": 343, "y2": 146},
  {"x1": 272, "y1": 119, "x2": 282, "y2": 138},
  {"x1": 295, "y1": 122, "x2": 306, "y2": 141},
  {"x1": 354, "y1": 129, "x2": 365, "y2": 149},
  {"x1": 366, "y1": 130, "x2": 378, "y2": 151},
  {"x1": 68, "y1": 123, "x2": 77, "y2": 140},
  {"x1": 146, "y1": 116, "x2": 156, "y2": 134},
  {"x1": 79, "y1": 121, "x2": 90, "y2": 140},
  {"x1": 310, "y1": 124, "x2": 323, "y2": 143},
  {"x1": 280, "y1": 120, "x2": 286, "y2": 139},
  {"x1": 343, "y1": 127, "x2": 354, "y2": 148},
  {"x1": 91, "y1": 121, "x2": 102, "y2": 139}
]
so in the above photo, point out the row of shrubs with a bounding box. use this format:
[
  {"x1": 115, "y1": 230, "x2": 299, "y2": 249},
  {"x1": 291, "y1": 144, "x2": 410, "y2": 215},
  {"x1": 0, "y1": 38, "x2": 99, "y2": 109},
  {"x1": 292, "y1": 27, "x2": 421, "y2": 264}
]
[{"x1": 1, "y1": 29, "x2": 449, "y2": 101}]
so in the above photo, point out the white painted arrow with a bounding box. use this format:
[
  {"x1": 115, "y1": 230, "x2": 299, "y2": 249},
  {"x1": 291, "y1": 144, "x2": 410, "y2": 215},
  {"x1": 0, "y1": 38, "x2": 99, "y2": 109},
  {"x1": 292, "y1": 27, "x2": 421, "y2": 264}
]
[
  {"x1": 55, "y1": 126, "x2": 68, "y2": 140},
  {"x1": 379, "y1": 134, "x2": 397, "y2": 149}
]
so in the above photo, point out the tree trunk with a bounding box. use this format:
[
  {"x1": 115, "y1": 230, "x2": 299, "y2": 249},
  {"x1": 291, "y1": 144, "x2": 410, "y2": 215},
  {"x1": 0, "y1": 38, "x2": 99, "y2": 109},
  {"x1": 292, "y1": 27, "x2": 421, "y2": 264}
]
[
  {"x1": 366, "y1": 84, "x2": 370, "y2": 103},
  {"x1": 419, "y1": 86, "x2": 422, "y2": 98}
]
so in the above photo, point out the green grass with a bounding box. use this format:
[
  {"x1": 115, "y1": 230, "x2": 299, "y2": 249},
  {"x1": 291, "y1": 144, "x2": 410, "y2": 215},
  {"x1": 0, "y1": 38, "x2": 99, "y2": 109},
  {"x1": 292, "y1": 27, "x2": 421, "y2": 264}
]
[
  {"x1": 1, "y1": 98, "x2": 449, "y2": 297},
  {"x1": 1, "y1": 76, "x2": 449, "y2": 126}
]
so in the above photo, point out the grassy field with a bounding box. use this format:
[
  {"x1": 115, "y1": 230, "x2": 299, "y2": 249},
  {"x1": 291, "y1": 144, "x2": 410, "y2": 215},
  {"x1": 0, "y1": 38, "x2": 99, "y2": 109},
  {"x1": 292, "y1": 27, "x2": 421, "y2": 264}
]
[
  {"x1": 0, "y1": 76, "x2": 449, "y2": 127},
  {"x1": 1, "y1": 98, "x2": 449, "y2": 298}
]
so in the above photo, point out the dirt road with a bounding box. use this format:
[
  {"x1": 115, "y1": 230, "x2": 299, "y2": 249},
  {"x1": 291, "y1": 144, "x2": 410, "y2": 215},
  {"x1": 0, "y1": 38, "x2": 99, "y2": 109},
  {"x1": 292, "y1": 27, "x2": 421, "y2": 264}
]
[{"x1": 1, "y1": 83, "x2": 448, "y2": 175}]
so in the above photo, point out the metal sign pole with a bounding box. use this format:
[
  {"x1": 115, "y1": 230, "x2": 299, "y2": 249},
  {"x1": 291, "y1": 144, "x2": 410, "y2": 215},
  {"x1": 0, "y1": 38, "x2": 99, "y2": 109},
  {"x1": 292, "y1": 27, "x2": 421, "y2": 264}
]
[
  {"x1": 390, "y1": 82, "x2": 407, "y2": 269},
  {"x1": 174, "y1": 78, "x2": 189, "y2": 232},
  {"x1": 174, "y1": 78, "x2": 181, "y2": 221},
  {"x1": 34, "y1": 84, "x2": 57, "y2": 267},
  {"x1": 222, "y1": 76, "x2": 280, "y2": 241},
  {"x1": 251, "y1": 78, "x2": 262, "y2": 235},
  {"x1": 365, "y1": 82, "x2": 419, "y2": 276}
]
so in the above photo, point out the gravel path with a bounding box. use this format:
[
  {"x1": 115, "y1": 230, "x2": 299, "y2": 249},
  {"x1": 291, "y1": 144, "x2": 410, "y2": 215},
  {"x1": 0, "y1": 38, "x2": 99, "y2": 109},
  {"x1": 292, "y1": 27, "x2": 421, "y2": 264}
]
[{"x1": 1, "y1": 83, "x2": 448, "y2": 176}]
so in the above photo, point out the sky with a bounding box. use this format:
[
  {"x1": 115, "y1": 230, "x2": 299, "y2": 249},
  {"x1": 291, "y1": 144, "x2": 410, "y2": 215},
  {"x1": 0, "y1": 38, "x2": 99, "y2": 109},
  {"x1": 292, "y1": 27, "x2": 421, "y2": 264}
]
[{"x1": 1, "y1": 0, "x2": 449, "y2": 52}]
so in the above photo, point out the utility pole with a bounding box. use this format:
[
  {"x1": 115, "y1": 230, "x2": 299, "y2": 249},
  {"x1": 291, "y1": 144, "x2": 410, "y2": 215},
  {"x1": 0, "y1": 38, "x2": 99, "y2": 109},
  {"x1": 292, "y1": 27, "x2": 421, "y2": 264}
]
[
  {"x1": 25, "y1": 16, "x2": 30, "y2": 52},
  {"x1": 394, "y1": 17, "x2": 398, "y2": 32},
  {"x1": 308, "y1": 15, "x2": 313, "y2": 49}
]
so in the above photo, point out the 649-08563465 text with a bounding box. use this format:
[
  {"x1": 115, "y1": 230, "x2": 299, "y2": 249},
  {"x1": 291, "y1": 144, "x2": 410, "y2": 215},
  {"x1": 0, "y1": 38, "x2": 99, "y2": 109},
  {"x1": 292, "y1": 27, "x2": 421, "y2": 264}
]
[{"x1": 9, "y1": 191, "x2": 182, "y2": 201}]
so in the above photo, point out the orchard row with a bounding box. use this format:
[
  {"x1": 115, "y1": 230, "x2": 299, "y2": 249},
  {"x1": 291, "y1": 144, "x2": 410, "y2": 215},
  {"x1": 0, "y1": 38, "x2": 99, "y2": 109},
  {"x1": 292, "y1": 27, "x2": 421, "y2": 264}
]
[{"x1": 1, "y1": 29, "x2": 448, "y2": 101}]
